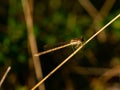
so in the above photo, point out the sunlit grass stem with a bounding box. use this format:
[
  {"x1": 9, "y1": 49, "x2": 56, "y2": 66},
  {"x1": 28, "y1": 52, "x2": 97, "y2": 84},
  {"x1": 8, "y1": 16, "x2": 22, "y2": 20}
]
[
  {"x1": 31, "y1": 13, "x2": 120, "y2": 90},
  {"x1": 0, "y1": 66, "x2": 11, "y2": 87}
]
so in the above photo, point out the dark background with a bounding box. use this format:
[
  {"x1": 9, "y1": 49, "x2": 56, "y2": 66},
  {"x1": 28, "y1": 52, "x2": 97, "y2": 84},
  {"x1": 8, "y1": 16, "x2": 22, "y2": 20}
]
[{"x1": 0, "y1": 0, "x2": 120, "y2": 90}]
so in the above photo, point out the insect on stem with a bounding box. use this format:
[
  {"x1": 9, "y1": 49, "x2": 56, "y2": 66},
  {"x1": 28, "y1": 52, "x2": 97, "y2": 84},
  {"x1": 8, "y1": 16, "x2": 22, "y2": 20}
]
[
  {"x1": 31, "y1": 13, "x2": 120, "y2": 90},
  {"x1": 34, "y1": 38, "x2": 83, "y2": 56}
]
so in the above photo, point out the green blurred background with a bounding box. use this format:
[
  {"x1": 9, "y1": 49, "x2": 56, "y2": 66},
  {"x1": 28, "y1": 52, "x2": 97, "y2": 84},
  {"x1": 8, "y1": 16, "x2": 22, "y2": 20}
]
[{"x1": 0, "y1": 0, "x2": 120, "y2": 90}]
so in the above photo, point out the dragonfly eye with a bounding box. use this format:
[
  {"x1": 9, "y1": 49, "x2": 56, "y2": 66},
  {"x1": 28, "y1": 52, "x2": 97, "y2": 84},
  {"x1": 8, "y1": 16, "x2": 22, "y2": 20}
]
[{"x1": 80, "y1": 36, "x2": 84, "y2": 42}]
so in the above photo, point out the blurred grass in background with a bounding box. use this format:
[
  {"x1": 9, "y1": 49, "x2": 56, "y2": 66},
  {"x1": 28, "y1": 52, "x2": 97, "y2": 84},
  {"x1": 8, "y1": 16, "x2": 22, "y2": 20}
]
[{"x1": 0, "y1": 0, "x2": 120, "y2": 90}]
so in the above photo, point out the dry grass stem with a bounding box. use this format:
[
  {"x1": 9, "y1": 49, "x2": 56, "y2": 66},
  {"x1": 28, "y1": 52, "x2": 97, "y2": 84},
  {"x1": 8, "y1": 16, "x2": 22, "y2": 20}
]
[
  {"x1": 34, "y1": 39, "x2": 82, "y2": 56},
  {"x1": 0, "y1": 66, "x2": 11, "y2": 87},
  {"x1": 78, "y1": 0, "x2": 100, "y2": 19},
  {"x1": 31, "y1": 13, "x2": 120, "y2": 90},
  {"x1": 21, "y1": 0, "x2": 45, "y2": 90},
  {"x1": 92, "y1": 0, "x2": 115, "y2": 25},
  {"x1": 72, "y1": 66, "x2": 109, "y2": 75},
  {"x1": 79, "y1": 0, "x2": 115, "y2": 42},
  {"x1": 99, "y1": 66, "x2": 120, "y2": 83},
  {"x1": 100, "y1": 0, "x2": 116, "y2": 18},
  {"x1": 86, "y1": 0, "x2": 115, "y2": 42}
]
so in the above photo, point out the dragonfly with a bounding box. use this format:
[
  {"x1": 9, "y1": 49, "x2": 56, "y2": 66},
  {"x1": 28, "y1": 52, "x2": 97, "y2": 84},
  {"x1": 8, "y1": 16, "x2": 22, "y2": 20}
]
[{"x1": 34, "y1": 37, "x2": 84, "y2": 56}]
